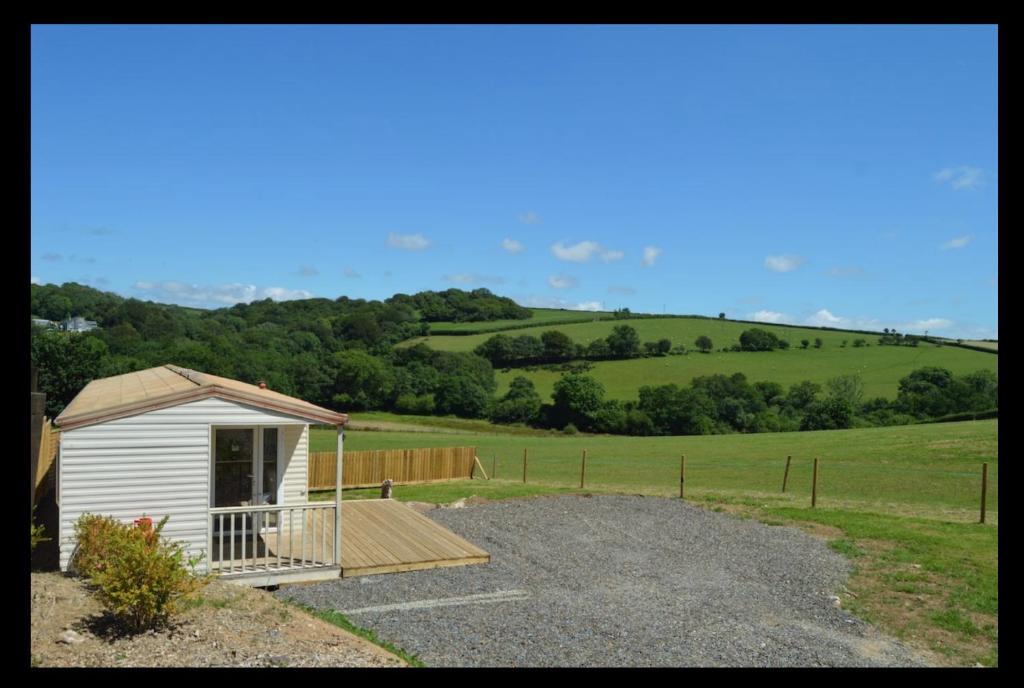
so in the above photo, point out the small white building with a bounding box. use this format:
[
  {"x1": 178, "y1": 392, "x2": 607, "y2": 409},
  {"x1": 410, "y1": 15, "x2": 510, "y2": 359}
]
[
  {"x1": 54, "y1": 365, "x2": 347, "y2": 586},
  {"x1": 61, "y1": 316, "x2": 100, "y2": 332}
]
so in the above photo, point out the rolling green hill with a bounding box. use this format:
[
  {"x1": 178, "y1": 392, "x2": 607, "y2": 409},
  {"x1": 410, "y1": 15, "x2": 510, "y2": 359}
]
[
  {"x1": 402, "y1": 316, "x2": 998, "y2": 401},
  {"x1": 425, "y1": 307, "x2": 613, "y2": 334}
]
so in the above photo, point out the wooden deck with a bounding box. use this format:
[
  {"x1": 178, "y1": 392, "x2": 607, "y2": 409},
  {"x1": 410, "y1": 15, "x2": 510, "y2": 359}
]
[{"x1": 240, "y1": 499, "x2": 489, "y2": 580}]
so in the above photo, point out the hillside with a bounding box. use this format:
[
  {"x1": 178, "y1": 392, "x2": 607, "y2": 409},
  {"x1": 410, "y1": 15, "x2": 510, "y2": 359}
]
[{"x1": 403, "y1": 316, "x2": 998, "y2": 401}]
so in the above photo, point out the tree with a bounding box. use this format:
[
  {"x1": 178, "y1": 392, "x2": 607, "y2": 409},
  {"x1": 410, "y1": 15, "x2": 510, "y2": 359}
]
[
  {"x1": 800, "y1": 339, "x2": 810, "y2": 349},
  {"x1": 656, "y1": 338, "x2": 672, "y2": 355},
  {"x1": 739, "y1": 328, "x2": 781, "y2": 351},
  {"x1": 490, "y1": 376, "x2": 542, "y2": 425},
  {"x1": 434, "y1": 375, "x2": 490, "y2": 418},
  {"x1": 814, "y1": 337, "x2": 823, "y2": 349},
  {"x1": 694, "y1": 335, "x2": 713, "y2": 353},
  {"x1": 510, "y1": 335, "x2": 544, "y2": 363},
  {"x1": 718, "y1": 312, "x2": 726, "y2": 319},
  {"x1": 785, "y1": 380, "x2": 821, "y2": 412},
  {"x1": 605, "y1": 325, "x2": 641, "y2": 358},
  {"x1": 826, "y1": 374, "x2": 864, "y2": 408},
  {"x1": 638, "y1": 384, "x2": 716, "y2": 435},
  {"x1": 474, "y1": 334, "x2": 515, "y2": 367},
  {"x1": 585, "y1": 338, "x2": 611, "y2": 359},
  {"x1": 31, "y1": 330, "x2": 108, "y2": 416},
  {"x1": 331, "y1": 350, "x2": 395, "y2": 410},
  {"x1": 800, "y1": 397, "x2": 854, "y2": 431},
  {"x1": 551, "y1": 374, "x2": 606, "y2": 430},
  {"x1": 895, "y1": 367, "x2": 960, "y2": 418},
  {"x1": 541, "y1": 330, "x2": 576, "y2": 362}
]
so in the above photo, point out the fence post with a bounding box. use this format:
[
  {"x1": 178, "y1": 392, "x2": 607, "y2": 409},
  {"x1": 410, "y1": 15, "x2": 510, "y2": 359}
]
[
  {"x1": 680, "y1": 455, "x2": 686, "y2": 499},
  {"x1": 782, "y1": 455, "x2": 792, "y2": 493},
  {"x1": 492, "y1": 454, "x2": 497, "y2": 480},
  {"x1": 980, "y1": 462, "x2": 988, "y2": 524},
  {"x1": 580, "y1": 449, "x2": 587, "y2": 489},
  {"x1": 811, "y1": 457, "x2": 819, "y2": 508},
  {"x1": 523, "y1": 448, "x2": 528, "y2": 484}
]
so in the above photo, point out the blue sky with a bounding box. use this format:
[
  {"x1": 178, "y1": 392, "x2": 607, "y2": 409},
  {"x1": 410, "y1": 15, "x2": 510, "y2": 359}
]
[{"x1": 31, "y1": 25, "x2": 998, "y2": 338}]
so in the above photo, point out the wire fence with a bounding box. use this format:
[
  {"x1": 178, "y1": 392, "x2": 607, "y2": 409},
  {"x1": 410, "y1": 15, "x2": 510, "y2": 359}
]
[{"x1": 477, "y1": 449, "x2": 997, "y2": 524}]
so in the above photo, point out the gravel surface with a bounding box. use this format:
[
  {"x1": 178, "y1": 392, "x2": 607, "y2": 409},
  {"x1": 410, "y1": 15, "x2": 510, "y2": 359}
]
[
  {"x1": 31, "y1": 572, "x2": 405, "y2": 668},
  {"x1": 278, "y1": 495, "x2": 932, "y2": 667}
]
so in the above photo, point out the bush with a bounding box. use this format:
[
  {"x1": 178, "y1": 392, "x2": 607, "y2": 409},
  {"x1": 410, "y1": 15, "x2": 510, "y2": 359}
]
[
  {"x1": 30, "y1": 505, "x2": 50, "y2": 551},
  {"x1": 393, "y1": 393, "x2": 436, "y2": 415},
  {"x1": 71, "y1": 514, "x2": 207, "y2": 631},
  {"x1": 562, "y1": 422, "x2": 579, "y2": 435}
]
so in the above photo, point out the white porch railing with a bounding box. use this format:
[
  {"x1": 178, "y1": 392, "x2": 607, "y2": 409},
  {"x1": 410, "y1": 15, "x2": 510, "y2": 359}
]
[{"x1": 208, "y1": 503, "x2": 338, "y2": 577}]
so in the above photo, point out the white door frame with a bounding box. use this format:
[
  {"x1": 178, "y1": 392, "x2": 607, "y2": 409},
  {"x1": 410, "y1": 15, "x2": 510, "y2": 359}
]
[{"x1": 210, "y1": 425, "x2": 284, "y2": 533}]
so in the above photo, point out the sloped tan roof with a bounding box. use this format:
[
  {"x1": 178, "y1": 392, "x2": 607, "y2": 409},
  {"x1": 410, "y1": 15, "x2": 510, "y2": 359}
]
[{"x1": 56, "y1": 364, "x2": 347, "y2": 430}]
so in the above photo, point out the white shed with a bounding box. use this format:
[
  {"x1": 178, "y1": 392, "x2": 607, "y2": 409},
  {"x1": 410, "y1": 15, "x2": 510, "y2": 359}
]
[{"x1": 54, "y1": 365, "x2": 348, "y2": 586}]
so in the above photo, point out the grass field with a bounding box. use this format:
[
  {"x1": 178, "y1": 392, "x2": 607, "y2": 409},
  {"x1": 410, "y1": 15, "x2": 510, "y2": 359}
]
[
  {"x1": 961, "y1": 340, "x2": 999, "y2": 352},
  {"x1": 403, "y1": 317, "x2": 997, "y2": 401},
  {"x1": 311, "y1": 417, "x2": 998, "y2": 666},
  {"x1": 425, "y1": 307, "x2": 611, "y2": 333}
]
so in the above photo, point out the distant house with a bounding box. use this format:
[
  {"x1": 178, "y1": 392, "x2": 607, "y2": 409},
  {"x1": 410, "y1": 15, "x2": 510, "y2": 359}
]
[
  {"x1": 32, "y1": 318, "x2": 58, "y2": 330},
  {"x1": 61, "y1": 316, "x2": 99, "y2": 333}
]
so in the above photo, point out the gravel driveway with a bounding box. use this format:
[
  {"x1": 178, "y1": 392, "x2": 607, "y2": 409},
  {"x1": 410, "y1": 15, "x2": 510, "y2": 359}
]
[{"x1": 277, "y1": 495, "x2": 931, "y2": 667}]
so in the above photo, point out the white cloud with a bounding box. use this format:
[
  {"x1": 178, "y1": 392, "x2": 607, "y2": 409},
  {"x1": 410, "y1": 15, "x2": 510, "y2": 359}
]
[
  {"x1": 547, "y1": 274, "x2": 578, "y2": 289},
  {"x1": 607, "y1": 285, "x2": 636, "y2": 296},
  {"x1": 31, "y1": 275, "x2": 41, "y2": 285},
  {"x1": 804, "y1": 309, "x2": 844, "y2": 327},
  {"x1": 501, "y1": 238, "x2": 525, "y2": 254},
  {"x1": 298, "y1": 265, "x2": 318, "y2": 276},
  {"x1": 343, "y1": 267, "x2": 361, "y2": 279},
  {"x1": 387, "y1": 232, "x2": 431, "y2": 251},
  {"x1": 444, "y1": 273, "x2": 505, "y2": 286},
  {"x1": 133, "y1": 281, "x2": 314, "y2": 307},
  {"x1": 900, "y1": 318, "x2": 953, "y2": 332},
  {"x1": 551, "y1": 241, "x2": 623, "y2": 263},
  {"x1": 826, "y1": 266, "x2": 866, "y2": 278},
  {"x1": 941, "y1": 234, "x2": 973, "y2": 250},
  {"x1": 41, "y1": 252, "x2": 62, "y2": 262},
  {"x1": 515, "y1": 295, "x2": 604, "y2": 312},
  {"x1": 518, "y1": 211, "x2": 541, "y2": 225},
  {"x1": 750, "y1": 310, "x2": 789, "y2": 324},
  {"x1": 933, "y1": 166, "x2": 985, "y2": 191},
  {"x1": 641, "y1": 246, "x2": 662, "y2": 268},
  {"x1": 764, "y1": 255, "x2": 805, "y2": 273}
]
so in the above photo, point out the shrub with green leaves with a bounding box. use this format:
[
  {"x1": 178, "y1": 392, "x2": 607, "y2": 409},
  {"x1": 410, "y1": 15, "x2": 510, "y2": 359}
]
[
  {"x1": 71, "y1": 514, "x2": 207, "y2": 631},
  {"x1": 30, "y1": 505, "x2": 50, "y2": 551}
]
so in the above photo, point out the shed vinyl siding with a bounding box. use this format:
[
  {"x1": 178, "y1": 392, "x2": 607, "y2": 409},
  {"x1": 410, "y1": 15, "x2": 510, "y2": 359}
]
[
  {"x1": 279, "y1": 425, "x2": 309, "y2": 532},
  {"x1": 58, "y1": 397, "x2": 313, "y2": 574}
]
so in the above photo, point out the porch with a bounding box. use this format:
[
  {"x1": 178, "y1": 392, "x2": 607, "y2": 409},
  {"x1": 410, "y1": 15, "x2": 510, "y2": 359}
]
[{"x1": 208, "y1": 500, "x2": 490, "y2": 587}]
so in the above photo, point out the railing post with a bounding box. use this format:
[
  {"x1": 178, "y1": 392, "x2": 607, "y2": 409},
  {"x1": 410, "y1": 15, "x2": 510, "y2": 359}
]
[{"x1": 335, "y1": 426, "x2": 344, "y2": 568}]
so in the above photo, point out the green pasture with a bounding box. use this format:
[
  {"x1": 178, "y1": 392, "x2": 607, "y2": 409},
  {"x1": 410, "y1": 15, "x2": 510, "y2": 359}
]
[
  {"x1": 314, "y1": 419, "x2": 998, "y2": 521},
  {"x1": 402, "y1": 316, "x2": 997, "y2": 401}
]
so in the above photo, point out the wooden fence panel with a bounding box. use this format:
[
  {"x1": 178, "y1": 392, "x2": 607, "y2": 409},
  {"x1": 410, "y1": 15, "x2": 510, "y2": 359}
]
[
  {"x1": 35, "y1": 420, "x2": 59, "y2": 500},
  {"x1": 307, "y1": 446, "x2": 477, "y2": 490}
]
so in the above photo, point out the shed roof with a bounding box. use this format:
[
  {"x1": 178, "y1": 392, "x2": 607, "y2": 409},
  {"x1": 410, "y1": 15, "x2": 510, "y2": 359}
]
[{"x1": 55, "y1": 364, "x2": 348, "y2": 430}]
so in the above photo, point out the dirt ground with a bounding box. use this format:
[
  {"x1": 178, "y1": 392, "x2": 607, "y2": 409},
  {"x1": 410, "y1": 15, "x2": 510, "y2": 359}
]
[{"x1": 30, "y1": 571, "x2": 406, "y2": 668}]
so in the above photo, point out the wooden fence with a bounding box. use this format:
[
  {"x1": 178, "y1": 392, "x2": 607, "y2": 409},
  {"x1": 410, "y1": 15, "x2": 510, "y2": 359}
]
[
  {"x1": 308, "y1": 446, "x2": 477, "y2": 490},
  {"x1": 35, "y1": 419, "x2": 59, "y2": 501}
]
